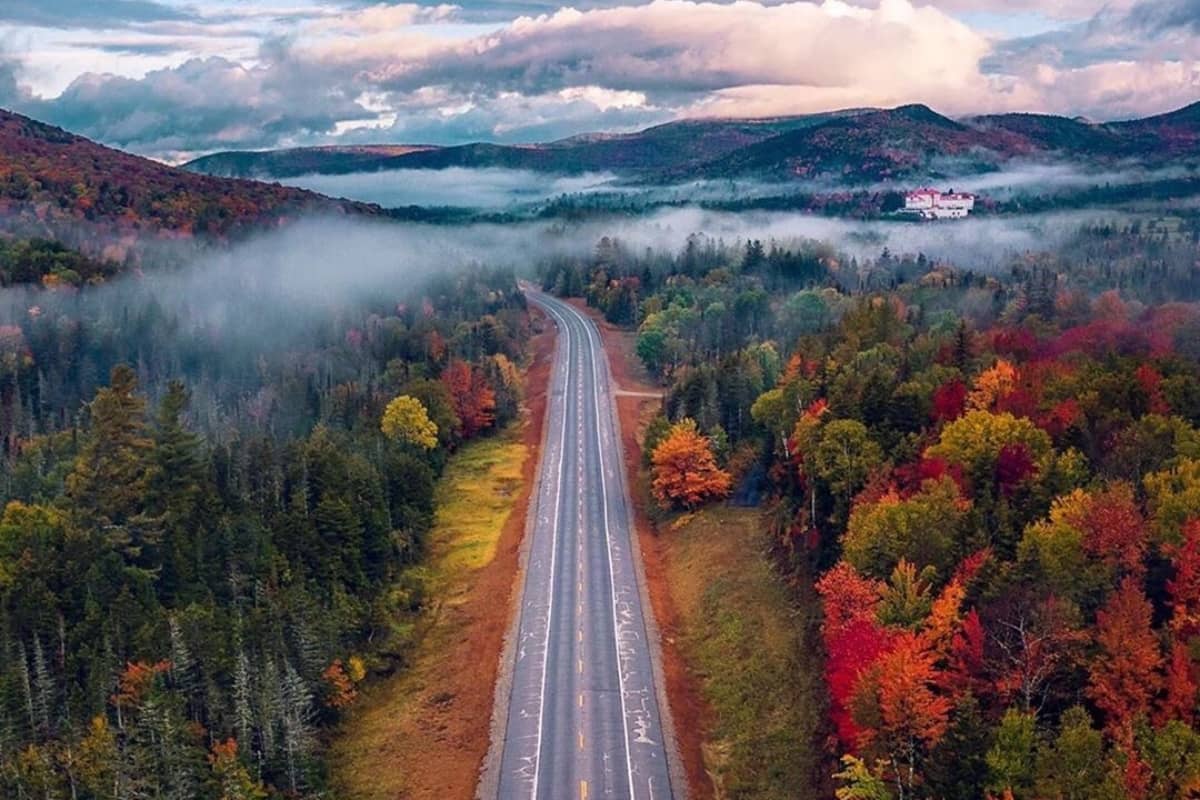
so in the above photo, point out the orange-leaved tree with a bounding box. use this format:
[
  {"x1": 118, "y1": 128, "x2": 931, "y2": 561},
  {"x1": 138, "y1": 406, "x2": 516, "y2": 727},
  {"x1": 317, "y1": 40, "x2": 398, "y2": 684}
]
[
  {"x1": 650, "y1": 418, "x2": 732, "y2": 510},
  {"x1": 851, "y1": 631, "x2": 951, "y2": 798},
  {"x1": 1088, "y1": 576, "x2": 1163, "y2": 744}
]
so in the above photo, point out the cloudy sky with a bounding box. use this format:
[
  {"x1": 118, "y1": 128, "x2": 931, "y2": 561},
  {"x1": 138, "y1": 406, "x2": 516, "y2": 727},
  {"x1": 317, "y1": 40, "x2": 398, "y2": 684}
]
[{"x1": 0, "y1": 0, "x2": 1198, "y2": 162}]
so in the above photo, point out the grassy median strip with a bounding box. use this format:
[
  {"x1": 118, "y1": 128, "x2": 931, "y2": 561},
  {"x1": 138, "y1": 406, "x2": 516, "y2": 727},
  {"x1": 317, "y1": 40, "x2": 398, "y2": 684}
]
[
  {"x1": 664, "y1": 506, "x2": 826, "y2": 800},
  {"x1": 330, "y1": 425, "x2": 528, "y2": 799}
]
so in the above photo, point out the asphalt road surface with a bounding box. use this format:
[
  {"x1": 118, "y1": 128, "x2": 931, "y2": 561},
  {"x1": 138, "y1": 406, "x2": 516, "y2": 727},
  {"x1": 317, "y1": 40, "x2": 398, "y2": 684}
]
[{"x1": 496, "y1": 289, "x2": 673, "y2": 800}]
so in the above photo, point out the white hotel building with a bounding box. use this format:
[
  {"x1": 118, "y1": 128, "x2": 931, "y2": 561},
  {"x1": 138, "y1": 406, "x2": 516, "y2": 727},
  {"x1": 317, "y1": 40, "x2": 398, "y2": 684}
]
[{"x1": 903, "y1": 188, "x2": 976, "y2": 220}]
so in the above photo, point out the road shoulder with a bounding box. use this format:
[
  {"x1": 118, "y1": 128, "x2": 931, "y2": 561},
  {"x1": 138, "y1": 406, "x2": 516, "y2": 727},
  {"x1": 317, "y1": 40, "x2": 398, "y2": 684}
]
[
  {"x1": 476, "y1": 303, "x2": 556, "y2": 800},
  {"x1": 330, "y1": 307, "x2": 555, "y2": 800}
]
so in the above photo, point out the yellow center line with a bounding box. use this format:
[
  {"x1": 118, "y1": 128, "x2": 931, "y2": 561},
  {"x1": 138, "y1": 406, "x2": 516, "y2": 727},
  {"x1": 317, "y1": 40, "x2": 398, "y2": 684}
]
[
  {"x1": 580, "y1": 779, "x2": 589, "y2": 800},
  {"x1": 578, "y1": 731, "x2": 585, "y2": 750},
  {"x1": 578, "y1": 658, "x2": 583, "y2": 673}
]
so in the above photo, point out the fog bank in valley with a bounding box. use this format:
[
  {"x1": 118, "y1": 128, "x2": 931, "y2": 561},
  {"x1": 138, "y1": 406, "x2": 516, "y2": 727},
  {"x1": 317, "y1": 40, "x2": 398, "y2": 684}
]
[{"x1": 281, "y1": 168, "x2": 620, "y2": 208}]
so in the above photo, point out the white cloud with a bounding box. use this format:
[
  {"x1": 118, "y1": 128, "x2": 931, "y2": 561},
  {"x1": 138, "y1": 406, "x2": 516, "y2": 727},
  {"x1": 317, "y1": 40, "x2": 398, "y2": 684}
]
[
  {"x1": 378, "y1": 0, "x2": 993, "y2": 101},
  {"x1": 7, "y1": 0, "x2": 1200, "y2": 159},
  {"x1": 1017, "y1": 59, "x2": 1200, "y2": 119}
]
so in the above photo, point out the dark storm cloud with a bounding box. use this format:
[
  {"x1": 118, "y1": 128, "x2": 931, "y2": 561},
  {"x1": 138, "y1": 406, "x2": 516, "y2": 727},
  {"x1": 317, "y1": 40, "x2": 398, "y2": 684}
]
[
  {"x1": 0, "y1": 0, "x2": 195, "y2": 28},
  {"x1": 1129, "y1": 0, "x2": 1200, "y2": 32},
  {"x1": 987, "y1": 0, "x2": 1200, "y2": 74}
]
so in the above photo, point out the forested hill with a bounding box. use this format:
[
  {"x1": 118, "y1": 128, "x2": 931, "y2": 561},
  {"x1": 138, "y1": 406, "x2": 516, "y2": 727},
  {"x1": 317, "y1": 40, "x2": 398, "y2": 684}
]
[
  {"x1": 0, "y1": 109, "x2": 381, "y2": 251},
  {"x1": 184, "y1": 101, "x2": 1200, "y2": 184}
]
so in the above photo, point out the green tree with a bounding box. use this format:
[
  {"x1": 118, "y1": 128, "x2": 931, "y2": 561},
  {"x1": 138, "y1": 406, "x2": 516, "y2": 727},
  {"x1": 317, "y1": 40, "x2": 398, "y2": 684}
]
[
  {"x1": 843, "y1": 477, "x2": 968, "y2": 580},
  {"x1": 66, "y1": 365, "x2": 157, "y2": 557},
  {"x1": 1034, "y1": 707, "x2": 1123, "y2": 800},
  {"x1": 1140, "y1": 720, "x2": 1200, "y2": 800},
  {"x1": 812, "y1": 419, "x2": 883, "y2": 506},
  {"x1": 986, "y1": 708, "x2": 1037, "y2": 798},
  {"x1": 925, "y1": 695, "x2": 992, "y2": 800}
]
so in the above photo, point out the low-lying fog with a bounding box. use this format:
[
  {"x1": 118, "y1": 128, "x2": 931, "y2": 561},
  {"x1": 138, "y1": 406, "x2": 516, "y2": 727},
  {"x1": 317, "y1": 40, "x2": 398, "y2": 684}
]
[
  {"x1": 277, "y1": 161, "x2": 1200, "y2": 211},
  {"x1": 280, "y1": 167, "x2": 620, "y2": 208},
  {"x1": 1, "y1": 206, "x2": 1109, "y2": 348}
]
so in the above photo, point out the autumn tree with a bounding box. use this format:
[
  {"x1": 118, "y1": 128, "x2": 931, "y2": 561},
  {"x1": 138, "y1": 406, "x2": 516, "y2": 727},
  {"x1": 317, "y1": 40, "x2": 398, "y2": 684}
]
[
  {"x1": 1088, "y1": 577, "x2": 1163, "y2": 743},
  {"x1": 927, "y1": 410, "x2": 1052, "y2": 493},
  {"x1": 984, "y1": 592, "x2": 1086, "y2": 714},
  {"x1": 1158, "y1": 641, "x2": 1197, "y2": 727},
  {"x1": 321, "y1": 659, "x2": 359, "y2": 709},
  {"x1": 1145, "y1": 459, "x2": 1200, "y2": 545},
  {"x1": 1019, "y1": 484, "x2": 1147, "y2": 604},
  {"x1": 1167, "y1": 519, "x2": 1200, "y2": 639},
  {"x1": 969, "y1": 359, "x2": 1019, "y2": 412},
  {"x1": 209, "y1": 739, "x2": 267, "y2": 800},
  {"x1": 441, "y1": 359, "x2": 496, "y2": 439},
  {"x1": 932, "y1": 379, "x2": 968, "y2": 424},
  {"x1": 852, "y1": 632, "x2": 951, "y2": 799},
  {"x1": 650, "y1": 418, "x2": 732, "y2": 509},
  {"x1": 381, "y1": 394, "x2": 439, "y2": 450},
  {"x1": 818, "y1": 562, "x2": 890, "y2": 746}
]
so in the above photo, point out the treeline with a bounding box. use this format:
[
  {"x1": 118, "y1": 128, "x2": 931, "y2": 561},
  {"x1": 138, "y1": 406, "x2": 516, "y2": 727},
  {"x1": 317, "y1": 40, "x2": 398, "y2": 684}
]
[
  {"x1": 0, "y1": 261, "x2": 529, "y2": 797},
  {"x1": 0, "y1": 239, "x2": 120, "y2": 288},
  {"x1": 549, "y1": 221, "x2": 1200, "y2": 798}
]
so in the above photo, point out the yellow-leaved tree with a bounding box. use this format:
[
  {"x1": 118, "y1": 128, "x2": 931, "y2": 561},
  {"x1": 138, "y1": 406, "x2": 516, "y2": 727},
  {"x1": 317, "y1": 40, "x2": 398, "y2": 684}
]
[{"x1": 381, "y1": 395, "x2": 438, "y2": 450}]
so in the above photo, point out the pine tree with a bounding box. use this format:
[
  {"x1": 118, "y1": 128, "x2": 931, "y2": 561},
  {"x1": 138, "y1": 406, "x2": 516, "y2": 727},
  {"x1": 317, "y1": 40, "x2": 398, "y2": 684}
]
[{"x1": 66, "y1": 365, "x2": 157, "y2": 561}]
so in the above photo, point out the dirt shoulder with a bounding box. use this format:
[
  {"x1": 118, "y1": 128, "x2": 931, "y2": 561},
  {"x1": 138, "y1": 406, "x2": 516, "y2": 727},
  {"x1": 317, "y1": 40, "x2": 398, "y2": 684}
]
[
  {"x1": 329, "y1": 309, "x2": 555, "y2": 800},
  {"x1": 567, "y1": 299, "x2": 716, "y2": 800}
]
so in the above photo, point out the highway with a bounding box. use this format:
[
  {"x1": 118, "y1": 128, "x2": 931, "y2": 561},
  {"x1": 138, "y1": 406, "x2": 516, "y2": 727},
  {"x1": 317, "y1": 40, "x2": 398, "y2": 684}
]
[{"x1": 496, "y1": 288, "x2": 674, "y2": 800}]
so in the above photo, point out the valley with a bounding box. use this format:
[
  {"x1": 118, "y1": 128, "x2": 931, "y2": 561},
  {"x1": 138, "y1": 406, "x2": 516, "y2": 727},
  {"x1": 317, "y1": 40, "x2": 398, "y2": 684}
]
[{"x1": 6, "y1": 84, "x2": 1200, "y2": 800}]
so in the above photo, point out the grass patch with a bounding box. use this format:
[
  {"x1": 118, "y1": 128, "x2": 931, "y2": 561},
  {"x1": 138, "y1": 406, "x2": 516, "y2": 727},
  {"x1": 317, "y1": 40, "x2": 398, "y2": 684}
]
[
  {"x1": 665, "y1": 506, "x2": 827, "y2": 800},
  {"x1": 425, "y1": 431, "x2": 526, "y2": 593},
  {"x1": 329, "y1": 425, "x2": 528, "y2": 800}
]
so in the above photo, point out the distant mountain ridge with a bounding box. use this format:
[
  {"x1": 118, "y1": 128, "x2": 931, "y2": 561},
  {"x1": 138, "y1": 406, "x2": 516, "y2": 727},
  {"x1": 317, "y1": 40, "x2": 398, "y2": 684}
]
[{"x1": 182, "y1": 101, "x2": 1200, "y2": 185}]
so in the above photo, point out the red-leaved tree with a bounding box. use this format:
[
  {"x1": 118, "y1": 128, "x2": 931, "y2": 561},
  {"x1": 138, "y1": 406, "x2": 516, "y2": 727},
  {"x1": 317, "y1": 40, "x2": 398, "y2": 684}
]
[{"x1": 441, "y1": 359, "x2": 496, "y2": 439}]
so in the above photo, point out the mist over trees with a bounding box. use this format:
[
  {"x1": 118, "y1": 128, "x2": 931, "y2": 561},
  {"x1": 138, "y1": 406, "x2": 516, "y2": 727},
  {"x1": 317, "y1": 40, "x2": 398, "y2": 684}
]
[{"x1": 0, "y1": 228, "x2": 529, "y2": 796}]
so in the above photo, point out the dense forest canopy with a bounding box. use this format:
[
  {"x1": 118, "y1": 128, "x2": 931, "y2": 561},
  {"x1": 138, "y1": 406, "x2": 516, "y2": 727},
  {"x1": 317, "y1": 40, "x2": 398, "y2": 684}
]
[
  {"x1": 546, "y1": 211, "x2": 1200, "y2": 799},
  {"x1": 0, "y1": 221, "x2": 529, "y2": 797}
]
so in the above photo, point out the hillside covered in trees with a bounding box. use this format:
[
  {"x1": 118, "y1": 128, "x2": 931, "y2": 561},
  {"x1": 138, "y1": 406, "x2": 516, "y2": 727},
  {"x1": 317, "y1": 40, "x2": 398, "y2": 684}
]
[
  {"x1": 0, "y1": 109, "x2": 383, "y2": 269},
  {"x1": 0, "y1": 245, "x2": 531, "y2": 796},
  {"x1": 548, "y1": 213, "x2": 1200, "y2": 798}
]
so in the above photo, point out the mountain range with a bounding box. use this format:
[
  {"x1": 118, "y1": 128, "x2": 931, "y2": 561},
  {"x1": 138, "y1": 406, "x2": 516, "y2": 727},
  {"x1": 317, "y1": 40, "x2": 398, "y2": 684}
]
[{"x1": 184, "y1": 102, "x2": 1200, "y2": 184}]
